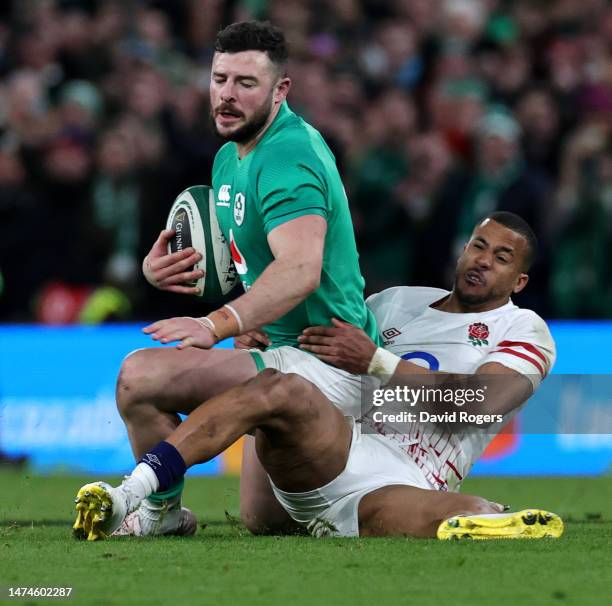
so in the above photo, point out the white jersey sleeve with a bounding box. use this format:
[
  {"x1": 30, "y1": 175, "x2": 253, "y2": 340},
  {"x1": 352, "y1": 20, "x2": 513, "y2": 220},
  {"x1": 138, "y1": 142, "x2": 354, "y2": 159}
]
[{"x1": 479, "y1": 310, "x2": 556, "y2": 389}]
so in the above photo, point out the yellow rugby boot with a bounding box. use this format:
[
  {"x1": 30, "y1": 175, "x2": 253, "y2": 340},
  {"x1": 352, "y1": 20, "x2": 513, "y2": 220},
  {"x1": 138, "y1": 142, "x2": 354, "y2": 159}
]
[{"x1": 73, "y1": 482, "x2": 129, "y2": 541}]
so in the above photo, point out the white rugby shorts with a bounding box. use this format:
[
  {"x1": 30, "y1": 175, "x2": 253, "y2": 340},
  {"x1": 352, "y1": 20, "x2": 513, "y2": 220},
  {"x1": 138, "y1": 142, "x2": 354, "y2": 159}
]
[
  {"x1": 250, "y1": 345, "x2": 376, "y2": 417},
  {"x1": 271, "y1": 418, "x2": 433, "y2": 537}
]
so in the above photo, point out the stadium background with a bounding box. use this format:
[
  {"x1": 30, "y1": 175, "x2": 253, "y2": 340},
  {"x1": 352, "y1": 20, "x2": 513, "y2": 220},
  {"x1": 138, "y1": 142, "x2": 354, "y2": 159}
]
[{"x1": 0, "y1": 0, "x2": 610, "y2": 477}]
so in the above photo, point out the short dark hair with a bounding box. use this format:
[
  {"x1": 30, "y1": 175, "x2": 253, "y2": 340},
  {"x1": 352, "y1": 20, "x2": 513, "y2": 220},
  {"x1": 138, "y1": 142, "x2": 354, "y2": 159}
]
[
  {"x1": 214, "y1": 21, "x2": 288, "y2": 75},
  {"x1": 480, "y1": 211, "x2": 539, "y2": 271}
]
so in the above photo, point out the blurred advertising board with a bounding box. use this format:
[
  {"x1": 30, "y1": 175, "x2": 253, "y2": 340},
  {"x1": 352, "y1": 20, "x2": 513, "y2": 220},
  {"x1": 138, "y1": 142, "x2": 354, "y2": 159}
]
[{"x1": 1, "y1": 322, "x2": 610, "y2": 476}]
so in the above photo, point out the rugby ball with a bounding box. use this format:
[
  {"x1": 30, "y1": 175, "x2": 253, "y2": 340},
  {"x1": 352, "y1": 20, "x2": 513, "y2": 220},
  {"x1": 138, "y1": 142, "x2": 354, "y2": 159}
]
[{"x1": 166, "y1": 185, "x2": 238, "y2": 300}]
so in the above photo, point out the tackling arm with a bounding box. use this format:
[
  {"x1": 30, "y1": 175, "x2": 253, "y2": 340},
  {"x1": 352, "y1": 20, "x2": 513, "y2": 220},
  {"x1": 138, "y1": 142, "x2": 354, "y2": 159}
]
[{"x1": 299, "y1": 320, "x2": 533, "y2": 418}]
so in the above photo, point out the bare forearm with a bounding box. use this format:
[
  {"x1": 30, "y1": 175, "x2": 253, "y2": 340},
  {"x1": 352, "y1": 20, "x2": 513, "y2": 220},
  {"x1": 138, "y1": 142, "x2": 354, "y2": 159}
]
[
  {"x1": 142, "y1": 258, "x2": 318, "y2": 350},
  {"x1": 391, "y1": 360, "x2": 469, "y2": 383},
  {"x1": 387, "y1": 361, "x2": 531, "y2": 417},
  {"x1": 230, "y1": 257, "x2": 319, "y2": 332},
  {"x1": 300, "y1": 323, "x2": 533, "y2": 419}
]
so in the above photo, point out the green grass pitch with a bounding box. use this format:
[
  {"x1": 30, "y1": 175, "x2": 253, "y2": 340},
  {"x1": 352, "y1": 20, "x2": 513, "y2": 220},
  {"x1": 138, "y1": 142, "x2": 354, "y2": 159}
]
[{"x1": 1, "y1": 471, "x2": 610, "y2": 606}]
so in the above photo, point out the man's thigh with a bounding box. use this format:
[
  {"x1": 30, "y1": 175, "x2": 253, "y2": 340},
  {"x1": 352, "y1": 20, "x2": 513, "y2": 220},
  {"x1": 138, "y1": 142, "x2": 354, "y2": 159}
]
[
  {"x1": 253, "y1": 372, "x2": 353, "y2": 495},
  {"x1": 240, "y1": 348, "x2": 364, "y2": 533},
  {"x1": 121, "y1": 346, "x2": 257, "y2": 414}
]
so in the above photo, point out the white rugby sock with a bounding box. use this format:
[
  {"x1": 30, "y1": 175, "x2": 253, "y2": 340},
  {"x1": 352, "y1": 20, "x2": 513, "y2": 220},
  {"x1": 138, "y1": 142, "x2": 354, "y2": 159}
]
[{"x1": 118, "y1": 463, "x2": 160, "y2": 513}]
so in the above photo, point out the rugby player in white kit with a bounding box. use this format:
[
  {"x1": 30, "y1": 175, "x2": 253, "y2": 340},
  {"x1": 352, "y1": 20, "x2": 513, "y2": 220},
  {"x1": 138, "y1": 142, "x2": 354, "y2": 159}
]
[
  {"x1": 300, "y1": 227, "x2": 555, "y2": 495},
  {"x1": 74, "y1": 212, "x2": 563, "y2": 540}
]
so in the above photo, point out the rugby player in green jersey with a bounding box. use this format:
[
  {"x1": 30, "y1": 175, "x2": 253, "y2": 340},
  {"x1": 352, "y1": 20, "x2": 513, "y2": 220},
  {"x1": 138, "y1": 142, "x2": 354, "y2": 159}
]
[{"x1": 73, "y1": 21, "x2": 379, "y2": 539}]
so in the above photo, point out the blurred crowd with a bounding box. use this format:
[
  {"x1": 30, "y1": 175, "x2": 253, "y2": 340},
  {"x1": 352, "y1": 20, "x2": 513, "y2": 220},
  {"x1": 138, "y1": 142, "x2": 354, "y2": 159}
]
[{"x1": 0, "y1": 0, "x2": 611, "y2": 323}]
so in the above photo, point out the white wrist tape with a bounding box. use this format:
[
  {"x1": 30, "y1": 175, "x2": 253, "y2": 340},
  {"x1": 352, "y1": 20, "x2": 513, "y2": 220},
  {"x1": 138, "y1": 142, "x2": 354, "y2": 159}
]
[
  {"x1": 367, "y1": 347, "x2": 401, "y2": 384},
  {"x1": 223, "y1": 304, "x2": 244, "y2": 334},
  {"x1": 193, "y1": 316, "x2": 217, "y2": 336}
]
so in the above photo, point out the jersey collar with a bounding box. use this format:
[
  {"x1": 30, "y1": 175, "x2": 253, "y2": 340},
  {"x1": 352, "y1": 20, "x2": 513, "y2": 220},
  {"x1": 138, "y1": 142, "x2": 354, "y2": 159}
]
[
  {"x1": 427, "y1": 295, "x2": 517, "y2": 318},
  {"x1": 234, "y1": 101, "x2": 293, "y2": 162},
  {"x1": 261, "y1": 101, "x2": 292, "y2": 141}
]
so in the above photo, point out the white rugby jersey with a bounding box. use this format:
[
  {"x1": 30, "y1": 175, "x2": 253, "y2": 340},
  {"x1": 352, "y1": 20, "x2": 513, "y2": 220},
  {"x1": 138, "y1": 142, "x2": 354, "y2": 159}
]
[{"x1": 363, "y1": 286, "x2": 556, "y2": 491}]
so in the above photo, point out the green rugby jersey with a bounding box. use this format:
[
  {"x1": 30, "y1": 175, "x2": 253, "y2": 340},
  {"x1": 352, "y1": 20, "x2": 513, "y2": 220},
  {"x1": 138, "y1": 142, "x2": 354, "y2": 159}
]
[{"x1": 212, "y1": 102, "x2": 379, "y2": 348}]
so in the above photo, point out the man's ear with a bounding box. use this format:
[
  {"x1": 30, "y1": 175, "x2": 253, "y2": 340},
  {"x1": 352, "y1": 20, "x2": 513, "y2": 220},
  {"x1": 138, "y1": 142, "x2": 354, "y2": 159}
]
[
  {"x1": 513, "y1": 273, "x2": 529, "y2": 294},
  {"x1": 274, "y1": 77, "x2": 291, "y2": 105}
]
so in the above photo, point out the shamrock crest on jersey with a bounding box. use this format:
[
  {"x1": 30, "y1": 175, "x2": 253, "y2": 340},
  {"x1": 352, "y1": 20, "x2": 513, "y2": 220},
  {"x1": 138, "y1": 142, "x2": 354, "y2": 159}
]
[{"x1": 233, "y1": 192, "x2": 245, "y2": 226}]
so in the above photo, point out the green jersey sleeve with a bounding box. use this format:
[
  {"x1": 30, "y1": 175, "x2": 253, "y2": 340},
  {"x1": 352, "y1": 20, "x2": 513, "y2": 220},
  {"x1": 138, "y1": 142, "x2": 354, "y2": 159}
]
[{"x1": 254, "y1": 151, "x2": 329, "y2": 233}]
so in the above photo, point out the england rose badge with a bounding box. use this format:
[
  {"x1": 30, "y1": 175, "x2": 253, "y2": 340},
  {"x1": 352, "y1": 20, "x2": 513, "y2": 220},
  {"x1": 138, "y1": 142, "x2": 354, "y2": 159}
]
[{"x1": 468, "y1": 322, "x2": 489, "y2": 346}]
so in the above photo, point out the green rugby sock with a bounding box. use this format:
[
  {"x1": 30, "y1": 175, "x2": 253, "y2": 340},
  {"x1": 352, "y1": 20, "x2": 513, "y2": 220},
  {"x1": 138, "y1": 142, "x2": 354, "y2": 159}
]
[{"x1": 147, "y1": 478, "x2": 185, "y2": 504}]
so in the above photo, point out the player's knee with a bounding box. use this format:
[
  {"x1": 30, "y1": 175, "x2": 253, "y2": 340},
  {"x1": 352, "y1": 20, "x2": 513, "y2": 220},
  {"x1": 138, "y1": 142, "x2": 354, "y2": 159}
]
[
  {"x1": 266, "y1": 372, "x2": 313, "y2": 415},
  {"x1": 116, "y1": 349, "x2": 156, "y2": 417},
  {"x1": 247, "y1": 371, "x2": 312, "y2": 415},
  {"x1": 275, "y1": 372, "x2": 313, "y2": 401}
]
